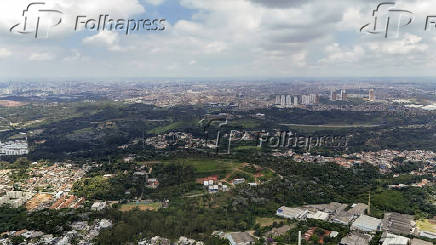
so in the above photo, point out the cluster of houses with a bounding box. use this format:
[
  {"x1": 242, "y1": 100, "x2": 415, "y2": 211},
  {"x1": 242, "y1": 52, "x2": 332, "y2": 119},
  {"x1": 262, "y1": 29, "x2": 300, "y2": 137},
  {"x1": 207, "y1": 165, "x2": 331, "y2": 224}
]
[
  {"x1": 276, "y1": 202, "x2": 434, "y2": 245},
  {"x1": 0, "y1": 219, "x2": 112, "y2": 244},
  {"x1": 138, "y1": 236, "x2": 204, "y2": 245},
  {"x1": 197, "y1": 176, "x2": 229, "y2": 193},
  {"x1": 0, "y1": 191, "x2": 33, "y2": 208},
  {"x1": 0, "y1": 140, "x2": 28, "y2": 156}
]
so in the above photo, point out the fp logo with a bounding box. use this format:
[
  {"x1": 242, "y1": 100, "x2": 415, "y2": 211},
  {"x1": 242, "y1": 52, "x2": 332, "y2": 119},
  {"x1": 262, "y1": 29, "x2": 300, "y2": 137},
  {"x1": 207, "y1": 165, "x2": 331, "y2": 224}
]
[
  {"x1": 10, "y1": 2, "x2": 63, "y2": 39},
  {"x1": 360, "y1": 2, "x2": 414, "y2": 38}
]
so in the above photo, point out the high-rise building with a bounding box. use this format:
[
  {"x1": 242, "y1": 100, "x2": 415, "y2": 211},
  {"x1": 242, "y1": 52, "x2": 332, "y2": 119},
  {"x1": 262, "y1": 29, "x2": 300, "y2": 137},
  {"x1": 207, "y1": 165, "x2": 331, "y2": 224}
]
[
  {"x1": 275, "y1": 95, "x2": 281, "y2": 105},
  {"x1": 301, "y1": 95, "x2": 309, "y2": 105},
  {"x1": 294, "y1": 96, "x2": 299, "y2": 106},
  {"x1": 330, "y1": 91, "x2": 337, "y2": 101},
  {"x1": 369, "y1": 89, "x2": 375, "y2": 101},
  {"x1": 280, "y1": 95, "x2": 286, "y2": 107},
  {"x1": 340, "y1": 89, "x2": 347, "y2": 101},
  {"x1": 286, "y1": 95, "x2": 292, "y2": 107}
]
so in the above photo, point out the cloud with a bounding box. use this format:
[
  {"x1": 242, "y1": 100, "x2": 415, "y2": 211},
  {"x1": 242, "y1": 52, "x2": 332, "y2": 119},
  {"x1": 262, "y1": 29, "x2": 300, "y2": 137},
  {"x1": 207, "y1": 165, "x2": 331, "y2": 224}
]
[
  {"x1": 247, "y1": 0, "x2": 312, "y2": 9},
  {"x1": 82, "y1": 31, "x2": 121, "y2": 51},
  {"x1": 0, "y1": 0, "x2": 145, "y2": 36},
  {"x1": 2, "y1": 0, "x2": 436, "y2": 78},
  {"x1": 29, "y1": 52, "x2": 55, "y2": 61},
  {"x1": 144, "y1": 0, "x2": 166, "y2": 5},
  {"x1": 0, "y1": 48, "x2": 11, "y2": 58}
]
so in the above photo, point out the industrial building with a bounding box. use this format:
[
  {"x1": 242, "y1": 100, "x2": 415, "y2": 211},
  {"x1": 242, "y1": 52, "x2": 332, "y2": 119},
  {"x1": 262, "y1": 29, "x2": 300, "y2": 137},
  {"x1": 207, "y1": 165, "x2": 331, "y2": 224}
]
[
  {"x1": 225, "y1": 232, "x2": 254, "y2": 245},
  {"x1": 276, "y1": 206, "x2": 308, "y2": 220},
  {"x1": 351, "y1": 215, "x2": 382, "y2": 232}
]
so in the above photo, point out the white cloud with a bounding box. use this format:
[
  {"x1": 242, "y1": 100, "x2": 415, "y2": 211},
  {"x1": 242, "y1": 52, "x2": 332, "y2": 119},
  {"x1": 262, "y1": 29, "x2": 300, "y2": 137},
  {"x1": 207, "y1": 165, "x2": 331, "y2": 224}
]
[
  {"x1": 82, "y1": 31, "x2": 121, "y2": 51},
  {"x1": 2, "y1": 0, "x2": 436, "y2": 78},
  {"x1": 0, "y1": 0, "x2": 145, "y2": 37},
  {"x1": 0, "y1": 48, "x2": 11, "y2": 58},
  {"x1": 368, "y1": 34, "x2": 427, "y2": 55},
  {"x1": 144, "y1": 0, "x2": 166, "y2": 6},
  {"x1": 29, "y1": 52, "x2": 55, "y2": 61}
]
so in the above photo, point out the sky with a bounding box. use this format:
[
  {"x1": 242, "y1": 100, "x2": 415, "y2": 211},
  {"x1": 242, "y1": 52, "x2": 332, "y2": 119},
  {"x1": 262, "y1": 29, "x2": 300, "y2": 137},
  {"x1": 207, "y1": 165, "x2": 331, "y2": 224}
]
[{"x1": 1, "y1": 0, "x2": 436, "y2": 79}]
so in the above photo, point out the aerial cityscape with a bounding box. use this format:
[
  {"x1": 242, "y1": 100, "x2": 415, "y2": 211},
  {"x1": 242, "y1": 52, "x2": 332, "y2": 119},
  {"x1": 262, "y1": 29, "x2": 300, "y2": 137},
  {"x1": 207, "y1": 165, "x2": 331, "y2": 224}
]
[{"x1": 2, "y1": 0, "x2": 436, "y2": 245}]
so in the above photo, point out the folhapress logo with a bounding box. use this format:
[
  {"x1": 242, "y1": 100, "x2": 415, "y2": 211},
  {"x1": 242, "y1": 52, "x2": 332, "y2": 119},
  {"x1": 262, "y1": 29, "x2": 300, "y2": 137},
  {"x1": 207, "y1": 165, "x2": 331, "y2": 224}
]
[
  {"x1": 10, "y1": 2, "x2": 63, "y2": 39},
  {"x1": 9, "y1": 2, "x2": 167, "y2": 39}
]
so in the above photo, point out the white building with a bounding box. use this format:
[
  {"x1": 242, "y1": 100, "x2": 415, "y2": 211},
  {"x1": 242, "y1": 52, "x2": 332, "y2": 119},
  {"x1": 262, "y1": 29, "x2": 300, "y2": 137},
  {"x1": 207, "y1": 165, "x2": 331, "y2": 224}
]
[
  {"x1": 0, "y1": 140, "x2": 29, "y2": 155},
  {"x1": 276, "y1": 206, "x2": 308, "y2": 220},
  {"x1": 351, "y1": 215, "x2": 382, "y2": 232},
  {"x1": 380, "y1": 232, "x2": 409, "y2": 245}
]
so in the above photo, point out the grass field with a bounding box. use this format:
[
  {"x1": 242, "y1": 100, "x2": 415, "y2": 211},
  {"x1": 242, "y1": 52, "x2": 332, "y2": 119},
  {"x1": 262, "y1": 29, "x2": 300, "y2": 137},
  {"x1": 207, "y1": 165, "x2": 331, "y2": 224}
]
[
  {"x1": 255, "y1": 217, "x2": 285, "y2": 227},
  {"x1": 230, "y1": 119, "x2": 261, "y2": 129},
  {"x1": 119, "y1": 201, "x2": 162, "y2": 212},
  {"x1": 281, "y1": 123, "x2": 380, "y2": 133},
  {"x1": 163, "y1": 158, "x2": 242, "y2": 177},
  {"x1": 417, "y1": 219, "x2": 436, "y2": 233},
  {"x1": 147, "y1": 122, "x2": 186, "y2": 134},
  {"x1": 233, "y1": 145, "x2": 259, "y2": 151}
]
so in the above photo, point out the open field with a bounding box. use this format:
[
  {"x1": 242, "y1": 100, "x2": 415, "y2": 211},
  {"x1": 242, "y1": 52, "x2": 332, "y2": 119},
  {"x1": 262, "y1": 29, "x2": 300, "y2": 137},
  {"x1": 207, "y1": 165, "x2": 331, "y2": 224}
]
[
  {"x1": 417, "y1": 219, "x2": 436, "y2": 233},
  {"x1": 281, "y1": 123, "x2": 380, "y2": 129},
  {"x1": 255, "y1": 217, "x2": 286, "y2": 227},
  {"x1": 163, "y1": 158, "x2": 242, "y2": 177},
  {"x1": 119, "y1": 201, "x2": 162, "y2": 212}
]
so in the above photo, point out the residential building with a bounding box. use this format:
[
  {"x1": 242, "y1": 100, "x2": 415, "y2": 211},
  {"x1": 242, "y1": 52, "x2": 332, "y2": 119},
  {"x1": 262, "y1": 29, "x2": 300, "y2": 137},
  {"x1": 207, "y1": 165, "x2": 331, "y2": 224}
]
[
  {"x1": 91, "y1": 201, "x2": 107, "y2": 211},
  {"x1": 369, "y1": 89, "x2": 376, "y2": 101}
]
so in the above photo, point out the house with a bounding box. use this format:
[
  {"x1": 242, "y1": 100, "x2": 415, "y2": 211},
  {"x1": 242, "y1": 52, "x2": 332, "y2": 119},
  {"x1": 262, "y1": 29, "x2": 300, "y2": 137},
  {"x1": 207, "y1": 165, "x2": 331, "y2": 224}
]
[
  {"x1": 196, "y1": 175, "x2": 218, "y2": 185},
  {"x1": 147, "y1": 178, "x2": 159, "y2": 189},
  {"x1": 276, "y1": 206, "x2": 308, "y2": 220},
  {"x1": 329, "y1": 231, "x2": 339, "y2": 238},
  {"x1": 380, "y1": 232, "x2": 409, "y2": 245},
  {"x1": 225, "y1": 232, "x2": 255, "y2": 245},
  {"x1": 351, "y1": 215, "x2": 382, "y2": 232},
  {"x1": 233, "y1": 179, "x2": 245, "y2": 185},
  {"x1": 91, "y1": 201, "x2": 107, "y2": 211},
  {"x1": 340, "y1": 232, "x2": 372, "y2": 245}
]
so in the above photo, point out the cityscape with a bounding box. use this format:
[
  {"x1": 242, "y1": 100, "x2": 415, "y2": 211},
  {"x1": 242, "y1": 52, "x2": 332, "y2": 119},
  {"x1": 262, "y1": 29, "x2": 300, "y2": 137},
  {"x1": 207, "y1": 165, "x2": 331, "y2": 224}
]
[{"x1": 2, "y1": 0, "x2": 436, "y2": 245}]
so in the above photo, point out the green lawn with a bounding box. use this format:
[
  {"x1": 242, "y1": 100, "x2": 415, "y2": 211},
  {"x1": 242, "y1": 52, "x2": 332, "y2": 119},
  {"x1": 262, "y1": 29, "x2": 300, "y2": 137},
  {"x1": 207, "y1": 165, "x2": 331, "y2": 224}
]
[
  {"x1": 147, "y1": 122, "x2": 186, "y2": 134},
  {"x1": 163, "y1": 158, "x2": 242, "y2": 177}
]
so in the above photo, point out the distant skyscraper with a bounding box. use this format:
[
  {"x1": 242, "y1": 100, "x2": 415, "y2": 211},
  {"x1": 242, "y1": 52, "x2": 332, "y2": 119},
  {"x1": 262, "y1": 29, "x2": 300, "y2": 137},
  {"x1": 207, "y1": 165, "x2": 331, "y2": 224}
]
[
  {"x1": 294, "y1": 96, "x2": 299, "y2": 106},
  {"x1": 330, "y1": 91, "x2": 337, "y2": 101},
  {"x1": 286, "y1": 95, "x2": 292, "y2": 107},
  {"x1": 280, "y1": 95, "x2": 286, "y2": 107},
  {"x1": 275, "y1": 95, "x2": 280, "y2": 105},
  {"x1": 369, "y1": 89, "x2": 376, "y2": 101},
  {"x1": 301, "y1": 95, "x2": 310, "y2": 105},
  {"x1": 340, "y1": 89, "x2": 347, "y2": 101}
]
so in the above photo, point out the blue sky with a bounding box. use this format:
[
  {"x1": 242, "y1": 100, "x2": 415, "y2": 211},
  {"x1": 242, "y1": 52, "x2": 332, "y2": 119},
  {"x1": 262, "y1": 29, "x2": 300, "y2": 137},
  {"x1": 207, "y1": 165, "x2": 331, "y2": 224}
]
[{"x1": 0, "y1": 0, "x2": 436, "y2": 79}]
